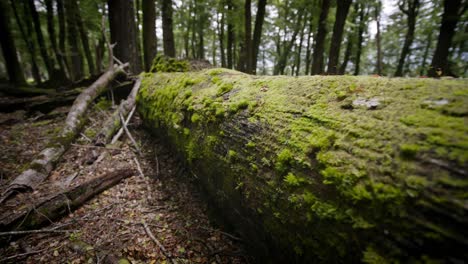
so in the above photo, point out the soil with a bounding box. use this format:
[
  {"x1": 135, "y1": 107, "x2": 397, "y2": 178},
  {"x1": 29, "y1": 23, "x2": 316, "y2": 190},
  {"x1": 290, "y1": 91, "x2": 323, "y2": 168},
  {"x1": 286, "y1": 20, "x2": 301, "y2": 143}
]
[{"x1": 0, "y1": 101, "x2": 252, "y2": 264}]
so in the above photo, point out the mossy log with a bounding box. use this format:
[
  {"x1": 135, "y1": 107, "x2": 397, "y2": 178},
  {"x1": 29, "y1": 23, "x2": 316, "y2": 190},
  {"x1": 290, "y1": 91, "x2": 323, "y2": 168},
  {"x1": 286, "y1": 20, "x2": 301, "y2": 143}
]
[
  {"x1": 137, "y1": 69, "x2": 468, "y2": 263},
  {"x1": 0, "y1": 168, "x2": 135, "y2": 237},
  {"x1": 0, "y1": 64, "x2": 128, "y2": 203}
]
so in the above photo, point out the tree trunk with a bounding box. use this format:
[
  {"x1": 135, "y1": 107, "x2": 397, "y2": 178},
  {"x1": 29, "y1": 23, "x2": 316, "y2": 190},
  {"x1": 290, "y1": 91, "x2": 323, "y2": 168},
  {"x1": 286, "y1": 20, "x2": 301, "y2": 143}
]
[
  {"x1": 143, "y1": 0, "x2": 157, "y2": 71},
  {"x1": 311, "y1": 0, "x2": 331, "y2": 75},
  {"x1": 327, "y1": 0, "x2": 352, "y2": 75},
  {"x1": 0, "y1": 168, "x2": 135, "y2": 233},
  {"x1": 0, "y1": 0, "x2": 25, "y2": 84},
  {"x1": 218, "y1": 11, "x2": 226, "y2": 67},
  {"x1": 375, "y1": 1, "x2": 383, "y2": 75},
  {"x1": 227, "y1": 0, "x2": 234, "y2": 69},
  {"x1": 420, "y1": 33, "x2": 432, "y2": 76},
  {"x1": 354, "y1": 4, "x2": 367, "y2": 76},
  {"x1": 0, "y1": 64, "x2": 128, "y2": 203},
  {"x1": 339, "y1": 34, "x2": 353, "y2": 75},
  {"x1": 138, "y1": 69, "x2": 468, "y2": 263},
  {"x1": 241, "y1": 0, "x2": 253, "y2": 73},
  {"x1": 295, "y1": 13, "x2": 308, "y2": 76},
  {"x1": 428, "y1": 0, "x2": 463, "y2": 77},
  {"x1": 11, "y1": 0, "x2": 41, "y2": 84},
  {"x1": 304, "y1": 20, "x2": 313, "y2": 75},
  {"x1": 28, "y1": 0, "x2": 53, "y2": 77},
  {"x1": 74, "y1": 0, "x2": 96, "y2": 76},
  {"x1": 162, "y1": 0, "x2": 176, "y2": 57},
  {"x1": 108, "y1": 0, "x2": 142, "y2": 74},
  {"x1": 45, "y1": 0, "x2": 67, "y2": 80},
  {"x1": 395, "y1": 0, "x2": 420, "y2": 77},
  {"x1": 251, "y1": 0, "x2": 267, "y2": 74},
  {"x1": 56, "y1": 0, "x2": 70, "y2": 79},
  {"x1": 64, "y1": 0, "x2": 83, "y2": 81}
]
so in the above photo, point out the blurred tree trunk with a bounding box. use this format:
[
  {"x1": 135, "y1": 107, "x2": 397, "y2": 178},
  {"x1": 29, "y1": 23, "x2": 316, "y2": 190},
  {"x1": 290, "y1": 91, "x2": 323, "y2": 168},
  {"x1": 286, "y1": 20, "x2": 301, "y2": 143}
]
[
  {"x1": 0, "y1": 0, "x2": 25, "y2": 84},
  {"x1": 295, "y1": 13, "x2": 308, "y2": 76},
  {"x1": 354, "y1": 4, "x2": 367, "y2": 76},
  {"x1": 274, "y1": 10, "x2": 305, "y2": 75},
  {"x1": 12, "y1": 0, "x2": 41, "y2": 83},
  {"x1": 428, "y1": 0, "x2": 463, "y2": 77},
  {"x1": 251, "y1": 0, "x2": 267, "y2": 74},
  {"x1": 28, "y1": 0, "x2": 53, "y2": 78},
  {"x1": 311, "y1": 0, "x2": 331, "y2": 75},
  {"x1": 305, "y1": 20, "x2": 313, "y2": 75},
  {"x1": 327, "y1": 0, "x2": 352, "y2": 75},
  {"x1": 227, "y1": 0, "x2": 234, "y2": 69},
  {"x1": 108, "y1": 0, "x2": 142, "y2": 73},
  {"x1": 73, "y1": 0, "x2": 96, "y2": 76},
  {"x1": 56, "y1": 0, "x2": 70, "y2": 79},
  {"x1": 143, "y1": 0, "x2": 157, "y2": 71},
  {"x1": 218, "y1": 10, "x2": 226, "y2": 67},
  {"x1": 374, "y1": 1, "x2": 382, "y2": 75},
  {"x1": 394, "y1": 0, "x2": 420, "y2": 77},
  {"x1": 64, "y1": 0, "x2": 83, "y2": 81},
  {"x1": 45, "y1": 0, "x2": 67, "y2": 80},
  {"x1": 162, "y1": 0, "x2": 176, "y2": 57},
  {"x1": 420, "y1": 34, "x2": 432, "y2": 76}
]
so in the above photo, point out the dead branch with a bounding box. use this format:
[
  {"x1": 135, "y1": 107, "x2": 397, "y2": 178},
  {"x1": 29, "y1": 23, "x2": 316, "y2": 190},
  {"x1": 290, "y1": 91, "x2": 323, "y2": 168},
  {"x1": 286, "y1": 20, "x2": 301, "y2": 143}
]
[
  {"x1": 0, "y1": 229, "x2": 75, "y2": 236},
  {"x1": 119, "y1": 112, "x2": 141, "y2": 155},
  {"x1": 142, "y1": 221, "x2": 174, "y2": 264},
  {"x1": 0, "y1": 64, "x2": 128, "y2": 204},
  {"x1": 111, "y1": 106, "x2": 136, "y2": 144}
]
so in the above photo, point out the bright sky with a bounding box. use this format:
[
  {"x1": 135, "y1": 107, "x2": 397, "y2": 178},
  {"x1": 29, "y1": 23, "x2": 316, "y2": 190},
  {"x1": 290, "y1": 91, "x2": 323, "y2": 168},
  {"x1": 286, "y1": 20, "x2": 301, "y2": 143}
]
[{"x1": 369, "y1": 0, "x2": 398, "y2": 36}]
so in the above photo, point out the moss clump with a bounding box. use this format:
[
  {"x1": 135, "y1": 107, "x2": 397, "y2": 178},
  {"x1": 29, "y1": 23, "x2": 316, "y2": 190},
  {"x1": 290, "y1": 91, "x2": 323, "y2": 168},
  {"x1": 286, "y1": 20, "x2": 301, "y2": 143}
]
[
  {"x1": 284, "y1": 173, "x2": 303, "y2": 187},
  {"x1": 191, "y1": 113, "x2": 201, "y2": 123},
  {"x1": 95, "y1": 97, "x2": 112, "y2": 110},
  {"x1": 150, "y1": 55, "x2": 189, "y2": 73},
  {"x1": 275, "y1": 149, "x2": 294, "y2": 174},
  {"x1": 216, "y1": 82, "x2": 234, "y2": 96},
  {"x1": 400, "y1": 143, "x2": 420, "y2": 159}
]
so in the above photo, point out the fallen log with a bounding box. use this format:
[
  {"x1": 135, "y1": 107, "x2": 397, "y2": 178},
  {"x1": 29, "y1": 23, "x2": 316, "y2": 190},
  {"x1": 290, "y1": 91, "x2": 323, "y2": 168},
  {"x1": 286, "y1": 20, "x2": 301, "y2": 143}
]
[
  {"x1": 0, "y1": 168, "x2": 135, "y2": 236},
  {"x1": 137, "y1": 69, "x2": 468, "y2": 262},
  {"x1": 94, "y1": 77, "x2": 142, "y2": 146},
  {"x1": 0, "y1": 64, "x2": 128, "y2": 203}
]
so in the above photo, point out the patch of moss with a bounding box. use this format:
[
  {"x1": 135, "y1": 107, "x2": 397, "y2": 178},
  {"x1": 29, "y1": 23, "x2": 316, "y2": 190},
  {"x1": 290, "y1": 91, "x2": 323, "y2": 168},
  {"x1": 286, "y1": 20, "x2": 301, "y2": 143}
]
[{"x1": 150, "y1": 55, "x2": 189, "y2": 73}]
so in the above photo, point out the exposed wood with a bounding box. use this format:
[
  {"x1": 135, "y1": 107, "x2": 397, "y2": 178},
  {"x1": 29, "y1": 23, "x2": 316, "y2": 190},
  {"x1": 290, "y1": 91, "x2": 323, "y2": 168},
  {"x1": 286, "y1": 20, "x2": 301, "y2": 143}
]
[
  {"x1": 0, "y1": 168, "x2": 135, "y2": 234},
  {"x1": 0, "y1": 64, "x2": 128, "y2": 203}
]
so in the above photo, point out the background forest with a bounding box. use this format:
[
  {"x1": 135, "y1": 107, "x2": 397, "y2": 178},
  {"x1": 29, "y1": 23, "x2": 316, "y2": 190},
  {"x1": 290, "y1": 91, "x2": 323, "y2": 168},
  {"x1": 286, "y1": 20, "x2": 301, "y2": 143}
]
[{"x1": 0, "y1": 0, "x2": 467, "y2": 86}]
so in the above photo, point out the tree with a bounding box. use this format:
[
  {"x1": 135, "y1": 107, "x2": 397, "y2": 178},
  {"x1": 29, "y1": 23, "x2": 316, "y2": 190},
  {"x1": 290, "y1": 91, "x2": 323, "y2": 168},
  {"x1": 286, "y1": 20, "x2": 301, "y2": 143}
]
[
  {"x1": 28, "y1": 0, "x2": 53, "y2": 77},
  {"x1": 394, "y1": 0, "x2": 420, "y2": 77},
  {"x1": 354, "y1": 3, "x2": 368, "y2": 76},
  {"x1": 56, "y1": 0, "x2": 70, "y2": 78},
  {"x1": 65, "y1": 0, "x2": 83, "y2": 81},
  {"x1": 226, "y1": 0, "x2": 235, "y2": 69},
  {"x1": 0, "y1": 0, "x2": 25, "y2": 84},
  {"x1": 45, "y1": 0, "x2": 67, "y2": 80},
  {"x1": 428, "y1": 0, "x2": 464, "y2": 77},
  {"x1": 311, "y1": 0, "x2": 331, "y2": 75},
  {"x1": 74, "y1": 0, "x2": 96, "y2": 76},
  {"x1": 327, "y1": 0, "x2": 353, "y2": 75},
  {"x1": 162, "y1": 0, "x2": 176, "y2": 57},
  {"x1": 108, "y1": 0, "x2": 142, "y2": 74},
  {"x1": 374, "y1": 1, "x2": 383, "y2": 75},
  {"x1": 143, "y1": 0, "x2": 157, "y2": 70},
  {"x1": 251, "y1": 0, "x2": 267, "y2": 74}
]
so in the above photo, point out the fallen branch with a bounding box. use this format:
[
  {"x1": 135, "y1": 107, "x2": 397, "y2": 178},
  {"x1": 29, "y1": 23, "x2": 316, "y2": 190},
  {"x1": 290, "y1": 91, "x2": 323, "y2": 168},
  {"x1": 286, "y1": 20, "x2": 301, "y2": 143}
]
[
  {"x1": 0, "y1": 229, "x2": 75, "y2": 236},
  {"x1": 0, "y1": 168, "x2": 135, "y2": 234},
  {"x1": 111, "y1": 106, "x2": 136, "y2": 144},
  {"x1": 0, "y1": 248, "x2": 48, "y2": 262},
  {"x1": 0, "y1": 64, "x2": 128, "y2": 203},
  {"x1": 142, "y1": 221, "x2": 174, "y2": 264},
  {"x1": 94, "y1": 77, "x2": 141, "y2": 146},
  {"x1": 119, "y1": 112, "x2": 141, "y2": 155}
]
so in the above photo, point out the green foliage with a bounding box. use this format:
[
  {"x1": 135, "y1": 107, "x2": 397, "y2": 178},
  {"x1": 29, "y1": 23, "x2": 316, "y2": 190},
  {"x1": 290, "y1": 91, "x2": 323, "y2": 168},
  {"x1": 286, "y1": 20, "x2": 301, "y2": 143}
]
[{"x1": 150, "y1": 55, "x2": 190, "y2": 73}]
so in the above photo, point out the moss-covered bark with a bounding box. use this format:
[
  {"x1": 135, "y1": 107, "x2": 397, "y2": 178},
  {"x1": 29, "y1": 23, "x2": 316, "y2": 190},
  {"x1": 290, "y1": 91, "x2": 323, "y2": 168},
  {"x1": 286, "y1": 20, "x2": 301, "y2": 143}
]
[{"x1": 137, "y1": 69, "x2": 468, "y2": 263}]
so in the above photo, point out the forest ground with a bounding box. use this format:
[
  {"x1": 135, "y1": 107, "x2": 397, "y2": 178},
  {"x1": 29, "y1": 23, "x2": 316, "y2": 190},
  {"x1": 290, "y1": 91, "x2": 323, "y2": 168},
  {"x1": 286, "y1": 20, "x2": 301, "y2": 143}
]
[{"x1": 0, "y1": 99, "x2": 251, "y2": 263}]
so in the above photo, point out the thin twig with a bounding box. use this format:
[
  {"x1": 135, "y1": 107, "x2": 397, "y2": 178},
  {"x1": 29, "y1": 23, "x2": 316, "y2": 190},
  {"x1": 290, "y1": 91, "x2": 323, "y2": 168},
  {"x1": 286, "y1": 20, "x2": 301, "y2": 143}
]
[
  {"x1": 71, "y1": 143, "x2": 123, "y2": 151},
  {"x1": 0, "y1": 229, "x2": 75, "y2": 236},
  {"x1": 119, "y1": 112, "x2": 141, "y2": 155},
  {"x1": 0, "y1": 248, "x2": 48, "y2": 262},
  {"x1": 142, "y1": 221, "x2": 174, "y2": 264},
  {"x1": 111, "y1": 106, "x2": 136, "y2": 144}
]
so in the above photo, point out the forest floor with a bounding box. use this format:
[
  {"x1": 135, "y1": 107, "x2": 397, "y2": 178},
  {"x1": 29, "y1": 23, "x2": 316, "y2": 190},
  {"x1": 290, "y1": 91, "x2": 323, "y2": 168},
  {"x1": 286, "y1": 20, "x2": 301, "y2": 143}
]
[{"x1": 0, "y1": 100, "x2": 251, "y2": 263}]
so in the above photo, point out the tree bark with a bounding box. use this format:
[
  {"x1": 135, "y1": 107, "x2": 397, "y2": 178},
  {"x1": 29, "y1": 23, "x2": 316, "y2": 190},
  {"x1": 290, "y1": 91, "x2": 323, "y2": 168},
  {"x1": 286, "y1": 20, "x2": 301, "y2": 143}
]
[
  {"x1": 241, "y1": 0, "x2": 253, "y2": 73},
  {"x1": 44, "y1": 0, "x2": 67, "y2": 80},
  {"x1": 108, "y1": 0, "x2": 142, "y2": 74},
  {"x1": 138, "y1": 69, "x2": 468, "y2": 262},
  {"x1": 0, "y1": 64, "x2": 128, "y2": 203},
  {"x1": 162, "y1": 0, "x2": 176, "y2": 57},
  {"x1": 327, "y1": 0, "x2": 352, "y2": 75},
  {"x1": 428, "y1": 0, "x2": 463, "y2": 77},
  {"x1": 311, "y1": 0, "x2": 331, "y2": 75},
  {"x1": 420, "y1": 33, "x2": 432, "y2": 76},
  {"x1": 304, "y1": 20, "x2": 313, "y2": 75},
  {"x1": 28, "y1": 0, "x2": 54, "y2": 77},
  {"x1": 395, "y1": 0, "x2": 420, "y2": 77},
  {"x1": 142, "y1": 0, "x2": 157, "y2": 71},
  {"x1": 0, "y1": 168, "x2": 135, "y2": 233},
  {"x1": 218, "y1": 10, "x2": 226, "y2": 67},
  {"x1": 56, "y1": 0, "x2": 70, "y2": 79},
  {"x1": 0, "y1": 0, "x2": 25, "y2": 84},
  {"x1": 251, "y1": 0, "x2": 267, "y2": 74}
]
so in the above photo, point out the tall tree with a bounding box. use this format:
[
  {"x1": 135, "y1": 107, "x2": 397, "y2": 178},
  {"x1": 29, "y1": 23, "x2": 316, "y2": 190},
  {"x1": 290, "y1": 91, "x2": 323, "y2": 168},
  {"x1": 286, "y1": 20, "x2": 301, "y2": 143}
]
[
  {"x1": 56, "y1": 0, "x2": 69, "y2": 78},
  {"x1": 28, "y1": 0, "x2": 53, "y2": 77},
  {"x1": 73, "y1": 0, "x2": 96, "y2": 76},
  {"x1": 143, "y1": 0, "x2": 157, "y2": 71},
  {"x1": 0, "y1": 0, "x2": 25, "y2": 84},
  {"x1": 162, "y1": 0, "x2": 176, "y2": 57},
  {"x1": 108, "y1": 0, "x2": 142, "y2": 73},
  {"x1": 311, "y1": 0, "x2": 331, "y2": 75},
  {"x1": 217, "y1": 9, "x2": 226, "y2": 67},
  {"x1": 428, "y1": 0, "x2": 464, "y2": 77},
  {"x1": 374, "y1": 1, "x2": 383, "y2": 75},
  {"x1": 45, "y1": 0, "x2": 67, "y2": 79},
  {"x1": 327, "y1": 0, "x2": 353, "y2": 75},
  {"x1": 394, "y1": 0, "x2": 420, "y2": 77},
  {"x1": 65, "y1": 0, "x2": 83, "y2": 80},
  {"x1": 251, "y1": 0, "x2": 267, "y2": 74},
  {"x1": 226, "y1": 0, "x2": 235, "y2": 69},
  {"x1": 305, "y1": 19, "x2": 314, "y2": 75},
  {"x1": 354, "y1": 3, "x2": 368, "y2": 76}
]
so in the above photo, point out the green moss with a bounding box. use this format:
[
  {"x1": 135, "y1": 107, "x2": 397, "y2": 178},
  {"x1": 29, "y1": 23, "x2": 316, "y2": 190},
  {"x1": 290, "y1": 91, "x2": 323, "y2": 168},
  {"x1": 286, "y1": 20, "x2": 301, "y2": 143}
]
[
  {"x1": 400, "y1": 144, "x2": 420, "y2": 159},
  {"x1": 191, "y1": 113, "x2": 201, "y2": 123},
  {"x1": 284, "y1": 173, "x2": 303, "y2": 187},
  {"x1": 95, "y1": 97, "x2": 112, "y2": 110},
  {"x1": 150, "y1": 55, "x2": 189, "y2": 73},
  {"x1": 32, "y1": 120, "x2": 53, "y2": 127},
  {"x1": 216, "y1": 82, "x2": 234, "y2": 96},
  {"x1": 246, "y1": 141, "x2": 256, "y2": 148},
  {"x1": 275, "y1": 149, "x2": 294, "y2": 174}
]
